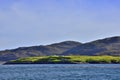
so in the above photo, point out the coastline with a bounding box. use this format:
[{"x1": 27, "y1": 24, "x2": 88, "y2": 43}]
[{"x1": 4, "y1": 55, "x2": 120, "y2": 65}]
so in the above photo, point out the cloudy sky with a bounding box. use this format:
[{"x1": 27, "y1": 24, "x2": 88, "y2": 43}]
[{"x1": 0, "y1": 0, "x2": 120, "y2": 50}]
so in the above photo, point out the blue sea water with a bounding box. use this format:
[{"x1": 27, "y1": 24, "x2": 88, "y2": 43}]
[{"x1": 0, "y1": 64, "x2": 120, "y2": 80}]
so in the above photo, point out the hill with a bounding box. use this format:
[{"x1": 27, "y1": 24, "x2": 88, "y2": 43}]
[
  {"x1": 63, "y1": 36, "x2": 120, "y2": 56},
  {"x1": 0, "y1": 41, "x2": 81, "y2": 62},
  {"x1": 0, "y1": 36, "x2": 120, "y2": 62}
]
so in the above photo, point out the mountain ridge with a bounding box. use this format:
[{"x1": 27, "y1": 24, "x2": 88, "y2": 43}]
[{"x1": 0, "y1": 36, "x2": 120, "y2": 62}]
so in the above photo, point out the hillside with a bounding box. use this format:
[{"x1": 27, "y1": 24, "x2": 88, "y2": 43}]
[
  {"x1": 63, "y1": 36, "x2": 120, "y2": 56},
  {"x1": 0, "y1": 41, "x2": 81, "y2": 61}
]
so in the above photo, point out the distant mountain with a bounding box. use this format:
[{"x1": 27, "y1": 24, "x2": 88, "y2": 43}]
[
  {"x1": 0, "y1": 41, "x2": 81, "y2": 61},
  {"x1": 63, "y1": 36, "x2": 120, "y2": 56},
  {"x1": 0, "y1": 36, "x2": 120, "y2": 62}
]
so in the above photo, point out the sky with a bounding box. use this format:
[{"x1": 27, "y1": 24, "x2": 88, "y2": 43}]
[{"x1": 0, "y1": 0, "x2": 120, "y2": 50}]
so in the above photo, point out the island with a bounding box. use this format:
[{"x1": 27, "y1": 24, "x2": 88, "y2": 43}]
[{"x1": 4, "y1": 55, "x2": 120, "y2": 64}]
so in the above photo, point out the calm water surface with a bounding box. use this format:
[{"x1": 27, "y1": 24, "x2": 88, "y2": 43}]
[{"x1": 0, "y1": 64, "x2": 120, "y2": 80}]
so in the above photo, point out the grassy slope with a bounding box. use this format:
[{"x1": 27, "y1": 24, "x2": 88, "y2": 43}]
[{"x1": 5, "y1": 55, "x2": 120, "y2": 64}]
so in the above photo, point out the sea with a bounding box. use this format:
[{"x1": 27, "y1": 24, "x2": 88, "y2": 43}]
[{"x1": 0, "y1": 64, "x2": 120, "y2": 80}]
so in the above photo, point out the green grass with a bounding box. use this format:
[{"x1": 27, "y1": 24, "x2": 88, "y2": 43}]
[{"x1": 7, "y1": 55, "x2": 120, "y2": 64}]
